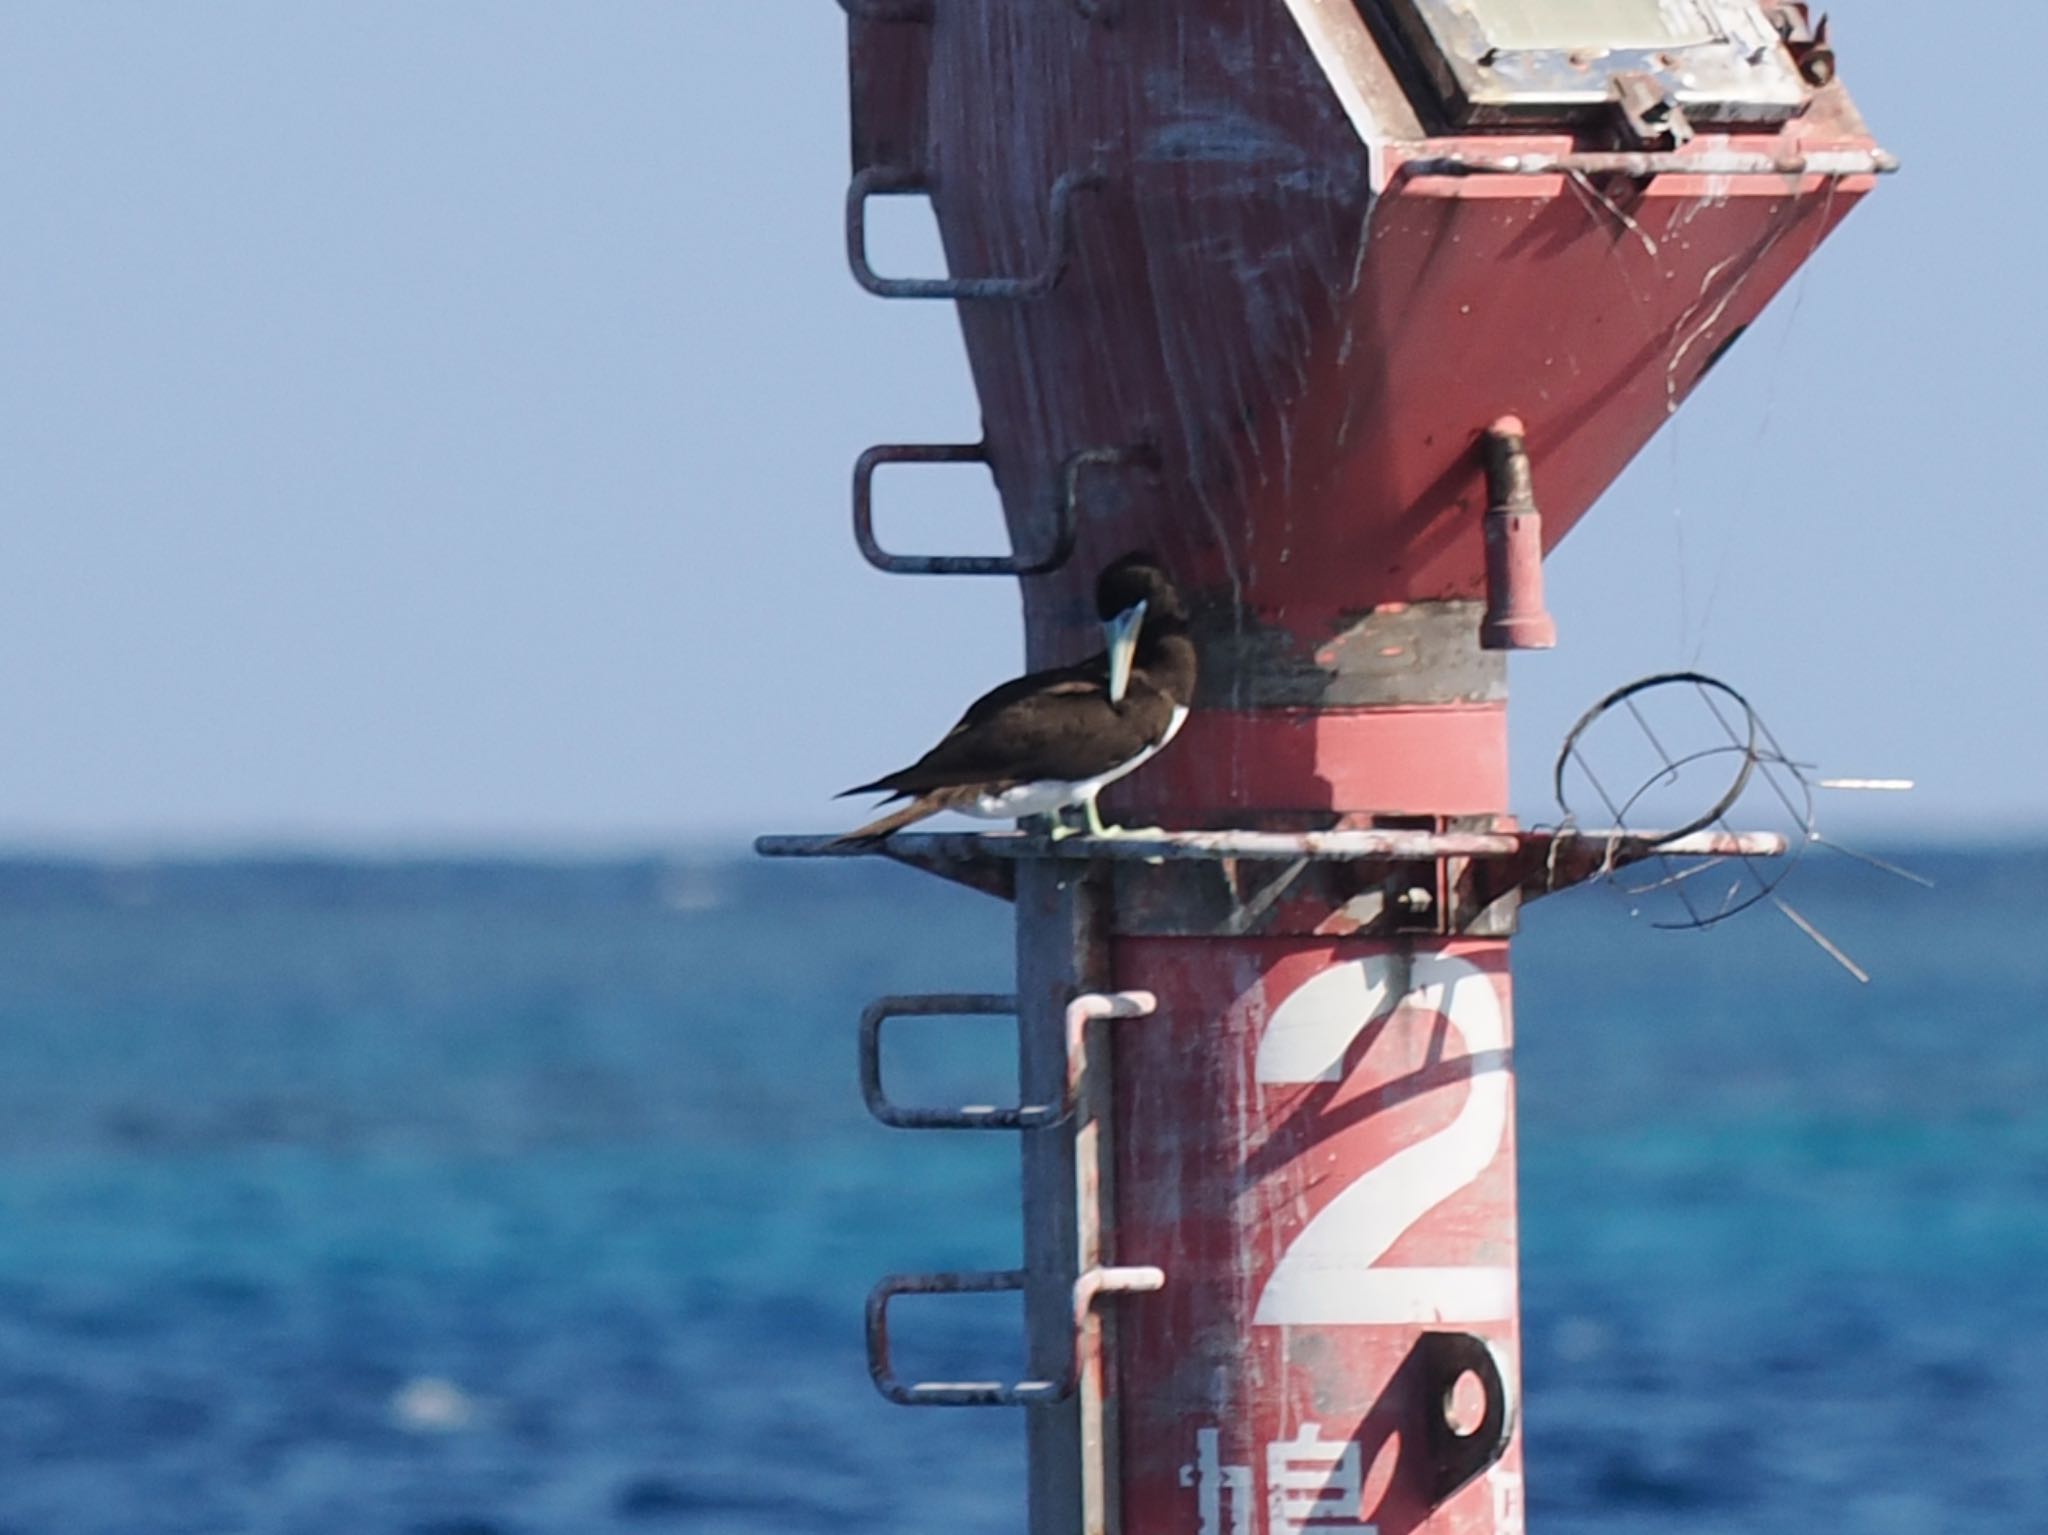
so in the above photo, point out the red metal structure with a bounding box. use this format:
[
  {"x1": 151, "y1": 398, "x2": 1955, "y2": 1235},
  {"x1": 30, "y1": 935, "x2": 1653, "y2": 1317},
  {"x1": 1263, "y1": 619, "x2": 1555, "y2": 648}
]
[{"x1": 766, "y1": 3, "x2": 1887, "y2": 1532}]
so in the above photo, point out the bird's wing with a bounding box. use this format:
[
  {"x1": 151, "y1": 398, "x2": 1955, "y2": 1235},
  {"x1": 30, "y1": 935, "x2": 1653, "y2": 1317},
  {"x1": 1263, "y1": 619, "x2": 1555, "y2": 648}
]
[
  {"x1": 849, "y1": 659, "x2": 1154, "y2": 797},
  {"x1": 941, "y1": 661, "x2": 1103, "y2": 738}
]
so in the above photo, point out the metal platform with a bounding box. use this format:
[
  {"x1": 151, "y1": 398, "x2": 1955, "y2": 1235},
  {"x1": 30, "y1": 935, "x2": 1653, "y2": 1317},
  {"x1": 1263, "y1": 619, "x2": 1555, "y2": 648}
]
[
  {"x1": 757, "y1": 826, "x2": 1787, "y2": 910},
  {"x1": 759, "y1": 826, "x2": 1783, "y2": 862}
]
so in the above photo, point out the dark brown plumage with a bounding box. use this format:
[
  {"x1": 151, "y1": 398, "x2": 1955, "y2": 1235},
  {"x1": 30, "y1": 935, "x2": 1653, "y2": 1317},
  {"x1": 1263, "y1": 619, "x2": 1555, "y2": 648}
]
[{"x1": 836, "y1": 555, "x2": 1196, "y2": 843}]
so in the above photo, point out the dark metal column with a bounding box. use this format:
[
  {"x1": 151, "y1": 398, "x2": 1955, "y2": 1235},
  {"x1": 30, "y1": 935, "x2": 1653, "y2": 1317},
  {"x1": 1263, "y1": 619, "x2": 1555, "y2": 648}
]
[{"x1": 1015, "y1": 860, "x2": 1104, "y2": 1535}]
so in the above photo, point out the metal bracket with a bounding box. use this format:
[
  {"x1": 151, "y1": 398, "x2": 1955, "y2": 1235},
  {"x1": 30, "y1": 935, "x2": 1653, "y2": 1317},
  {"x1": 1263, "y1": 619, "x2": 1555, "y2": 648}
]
[
  {"x1": 846, "y1": 165, "x2": 1102, "y2": 301},
  {"x1": 853, "y1": 441, "x2": 1155, "y2": 577},
  {"x1": 1417, "y1": 1332, "x2": 1518, "y2": 1506},
  {"x1": 862, "y1": 991, "x2": 1155, "y2": 1130},
  {"x1": 1763, "y1": 4, "x2": 1836, "y2": 85},
  {"x1": 866, "y1": 1265, "x2": 1165, "y2": 1406},
  {"x1": 1610, "y1": 71, "x2": 1694, "y2": 150}
]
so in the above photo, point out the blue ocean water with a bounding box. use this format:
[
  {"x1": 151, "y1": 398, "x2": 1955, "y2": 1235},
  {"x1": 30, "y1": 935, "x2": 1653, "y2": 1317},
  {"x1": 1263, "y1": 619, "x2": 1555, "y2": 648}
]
[{"x1": 0, "y1": 849, "x2": 2039, "y2": 1533}]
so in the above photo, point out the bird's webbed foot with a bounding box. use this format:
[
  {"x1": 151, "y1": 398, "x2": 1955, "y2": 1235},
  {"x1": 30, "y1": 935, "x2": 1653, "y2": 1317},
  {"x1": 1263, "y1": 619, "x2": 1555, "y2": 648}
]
[
  {"x1": 1030, "y1": 808, "x2": 1085, "y2": 842},
  {"x1": 1081, "y1": 799, "x2": 1168, "y2": 843}
]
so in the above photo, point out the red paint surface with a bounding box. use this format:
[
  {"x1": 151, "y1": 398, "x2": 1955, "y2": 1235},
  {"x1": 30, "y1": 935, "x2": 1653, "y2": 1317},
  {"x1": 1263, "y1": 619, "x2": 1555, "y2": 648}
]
[
  {"x1": 1112, "y1": 939, "x2": 1524, "y2": 1535},
  {"x1": 1219, "y1": 149, "x2": 1872, "y2": 629},
  {"x1": 1113, "y1": 707, "x2": 1508, "y2": 819},
  {"x1": 988, "y1": 153, "x2": 1872, "y2": 647}
]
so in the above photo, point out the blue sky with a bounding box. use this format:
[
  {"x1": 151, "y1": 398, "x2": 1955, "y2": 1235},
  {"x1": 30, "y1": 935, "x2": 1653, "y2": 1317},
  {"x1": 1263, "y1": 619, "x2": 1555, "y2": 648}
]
[{"x1": 0, "y1": 4, "x2": 2031, "y2": 849}]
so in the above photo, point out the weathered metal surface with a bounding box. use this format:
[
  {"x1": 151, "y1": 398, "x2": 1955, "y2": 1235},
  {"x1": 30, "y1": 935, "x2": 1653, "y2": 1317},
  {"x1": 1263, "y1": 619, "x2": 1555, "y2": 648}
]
[
  {"x1": 845, "y1": 3, "x2": 931, "y2": 180},
  {"x1": 843, "y1": 832, "x2": 1015, "y2": 901},
  {"x1": 1108, "y1": 855, "x2": 1524, "y2": 941},
  {"x1": 1015, "y1": 863, "x2": 1106, "y2": 1535},
  {"x1": 885, "y1": 32, "x2": 1879, "y2": 673},
  {"x1": 1193, "y1": 601, "x2": 1507, "y2": 709}
]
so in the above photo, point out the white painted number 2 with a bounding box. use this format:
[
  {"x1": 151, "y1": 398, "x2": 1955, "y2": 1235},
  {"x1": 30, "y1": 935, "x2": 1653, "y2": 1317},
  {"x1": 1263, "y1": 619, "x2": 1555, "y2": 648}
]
[{"x1": 1253, "y1": 954, "x2": 1512, "y2": 1327}]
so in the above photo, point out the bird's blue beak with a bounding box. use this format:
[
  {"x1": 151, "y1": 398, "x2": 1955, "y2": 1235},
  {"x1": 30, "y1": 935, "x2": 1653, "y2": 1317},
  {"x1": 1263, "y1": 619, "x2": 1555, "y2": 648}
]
[{"x1": 1104, "y1": 600, "x2": 1147, "y2": 706}]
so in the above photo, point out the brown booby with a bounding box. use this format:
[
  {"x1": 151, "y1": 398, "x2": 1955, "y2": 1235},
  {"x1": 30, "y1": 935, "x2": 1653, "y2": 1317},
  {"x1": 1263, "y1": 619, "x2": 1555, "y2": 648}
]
[{"x1": 837, "y1": 554, "x2": 1197, "y2": 842}]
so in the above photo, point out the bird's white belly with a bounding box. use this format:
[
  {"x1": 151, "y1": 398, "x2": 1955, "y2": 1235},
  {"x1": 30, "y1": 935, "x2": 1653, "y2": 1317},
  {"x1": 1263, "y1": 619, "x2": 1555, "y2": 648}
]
[{"x1": 965, "y1": 705, "x2": 1190, "y2": 822}]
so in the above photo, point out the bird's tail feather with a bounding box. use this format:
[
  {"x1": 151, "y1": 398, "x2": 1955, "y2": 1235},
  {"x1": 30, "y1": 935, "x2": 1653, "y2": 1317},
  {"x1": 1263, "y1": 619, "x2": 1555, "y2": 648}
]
[
  {"x1": 835, "y1": 779, "x2": 899, "y2": 801},
  {"x1": 832, "y1": 787, "x2": 973, "y2": 846}
]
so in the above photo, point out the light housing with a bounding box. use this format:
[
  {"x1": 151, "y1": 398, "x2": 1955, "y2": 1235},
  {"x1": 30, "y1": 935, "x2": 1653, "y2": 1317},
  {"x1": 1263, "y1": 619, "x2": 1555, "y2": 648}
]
[{"x1": 1377, "y1": 0, "x2": 1808, "y2": 125}]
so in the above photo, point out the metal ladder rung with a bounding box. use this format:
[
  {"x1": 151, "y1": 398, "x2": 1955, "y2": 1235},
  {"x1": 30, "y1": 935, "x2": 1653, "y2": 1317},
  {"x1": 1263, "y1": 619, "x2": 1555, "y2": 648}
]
[
  {"x1": 866, "y1": 1265, "x2": 1166, "y2": 1406},
  {"x1": 861, "y1": 990, "x2": 1155, "y2": 1130},
  {"x1": 863, "y1": 989, "x2": 1163, "y2": 1407},
  {"x1": 853, "y1": 441, "x2": 1156, "y2": 578},
  {"x1": 846, "y1": 165, "x2": 1101, "y2": 302}
]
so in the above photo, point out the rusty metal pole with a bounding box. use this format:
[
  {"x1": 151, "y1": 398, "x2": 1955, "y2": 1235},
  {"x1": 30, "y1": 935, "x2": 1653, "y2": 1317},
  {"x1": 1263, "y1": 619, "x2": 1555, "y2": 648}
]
[{"x1": 1481, "y1": 418, "x2": 1558, "y2": 653}]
